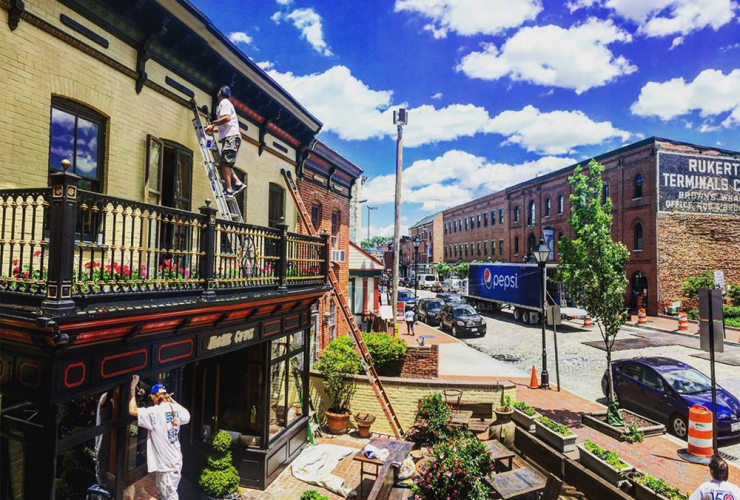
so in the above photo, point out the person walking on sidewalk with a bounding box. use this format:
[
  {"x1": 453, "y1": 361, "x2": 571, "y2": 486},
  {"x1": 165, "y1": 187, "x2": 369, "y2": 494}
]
[
  {"x1": 690, "y1": 455, "x2": 740, "y2": 500},
  {"x1": 204, "y1": 85, "x2": 245, "y2": 197},
  {"x1": 405, "y1": 305, "x2": 415, "y2": 336},
  {"x1": 129, "y1": 375, "x2": 191, "y2": 500}
]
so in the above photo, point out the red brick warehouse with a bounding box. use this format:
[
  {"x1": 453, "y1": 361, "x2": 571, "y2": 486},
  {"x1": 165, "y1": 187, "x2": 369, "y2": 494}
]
[{"x1": 442, "y1": 137, "x2": 740, "y2": 316}]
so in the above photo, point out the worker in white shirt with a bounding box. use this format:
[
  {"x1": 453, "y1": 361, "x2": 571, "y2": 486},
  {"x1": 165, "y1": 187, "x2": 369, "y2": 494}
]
[{"x1": 204, "y1": 85, "x2": 245, "y2": 197}]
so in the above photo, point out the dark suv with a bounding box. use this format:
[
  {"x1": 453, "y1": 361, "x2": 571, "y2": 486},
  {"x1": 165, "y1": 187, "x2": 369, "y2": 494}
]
[
  {"x1": 417, "y1": 298, "x2": 444, "y2": 326},
  {"x1": 439, "y1": 304, "x2": 486, "y2": 337}
]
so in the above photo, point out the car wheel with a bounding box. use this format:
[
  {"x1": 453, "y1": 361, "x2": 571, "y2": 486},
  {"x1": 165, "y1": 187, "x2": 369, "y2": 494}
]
[
  {"x1": 479, "y1": 331, "x2": 486, "y2": 337},
  {"x1": 452, "y1": 326, "x2": 458, "y2": 337},
  {"x1": 670, "y1": 413, "x2": 688, "y2": 439}
]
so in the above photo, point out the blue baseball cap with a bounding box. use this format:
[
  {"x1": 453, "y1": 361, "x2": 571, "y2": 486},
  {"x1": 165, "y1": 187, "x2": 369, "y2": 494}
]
[
  {"x1": 151, "y1": 383, "x2": 167, "y2": 395},
  {"x1": 219, "y1": 85, "x2": 232, "y2": 98}
]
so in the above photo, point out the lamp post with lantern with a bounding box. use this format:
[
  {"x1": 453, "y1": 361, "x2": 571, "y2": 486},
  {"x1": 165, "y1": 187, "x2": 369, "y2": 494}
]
[
  {"x1": 412, "y1": 234, "x2": 422, "y2": 300},
  {"x1": 532, "y1": 237, "x2": 551, "y2": 389}
]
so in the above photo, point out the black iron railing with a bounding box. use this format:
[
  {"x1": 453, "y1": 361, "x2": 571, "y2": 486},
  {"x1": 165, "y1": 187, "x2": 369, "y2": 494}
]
[{"x1": 0, "y1": 166, "x2": 330, "y2": 316}]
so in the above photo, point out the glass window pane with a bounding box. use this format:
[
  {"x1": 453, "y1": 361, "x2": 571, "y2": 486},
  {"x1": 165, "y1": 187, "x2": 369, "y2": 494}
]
[
  {"x1": 271, "y1": 337, "x2": 289, "y2": 359},
  {"x1": 291, "y1": 331, "x2": 305, "y2": 351},
  {"x1": 50, "y1": 108, "x2": 76, "y2": 171},
  {"x1": 286, "y1": 354, "x2": 305, "y2": 426},
  {"x1": 75, "y1": 117, "x2": 99, "y2": 180},
  {"x1": 58, "y1": 387, "x2": 121, "y2": 440},
  {"x1": 269, "y1": 360, "x2": 287, "y2": 440},
  {"x1": 56, "y1": 428, "x2": 118, "y2": 498}
]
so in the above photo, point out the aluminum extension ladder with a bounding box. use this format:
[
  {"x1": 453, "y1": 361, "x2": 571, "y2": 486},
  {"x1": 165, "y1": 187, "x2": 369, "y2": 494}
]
[
  {"x1": 281, "y1": 168, "x2": 404, "y2": 439},
  {"x1": 190, "y1": 99, "x2": 244, "y2": 223}
]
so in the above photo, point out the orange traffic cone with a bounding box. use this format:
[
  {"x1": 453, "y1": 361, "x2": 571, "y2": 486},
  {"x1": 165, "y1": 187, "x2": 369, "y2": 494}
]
[{"x1": 529, "y1": 365, "x2": 539, "y2": 389}]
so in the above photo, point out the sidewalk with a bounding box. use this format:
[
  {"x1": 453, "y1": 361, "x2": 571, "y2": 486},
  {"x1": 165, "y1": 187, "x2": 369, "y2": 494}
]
[{"x1": 626, "y1": 314, "x2": 740, "y2": 343}]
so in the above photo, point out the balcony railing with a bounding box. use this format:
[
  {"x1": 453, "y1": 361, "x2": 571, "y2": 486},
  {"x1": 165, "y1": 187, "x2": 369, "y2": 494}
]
[{"x1": 0, "y1": 167, "x2": 330, "y2": 317}]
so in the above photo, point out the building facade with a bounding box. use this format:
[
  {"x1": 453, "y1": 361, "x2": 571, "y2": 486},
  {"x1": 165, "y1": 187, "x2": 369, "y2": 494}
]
[
  {"x1": 408, "y1": 212, "x2": 443, "y2": 275},
  {"x1": 442, "y1": 138, "x2": 740, "y2": 315},
  {"x1": 348, "y1": 242, "x2": 384, "y2": 330}
]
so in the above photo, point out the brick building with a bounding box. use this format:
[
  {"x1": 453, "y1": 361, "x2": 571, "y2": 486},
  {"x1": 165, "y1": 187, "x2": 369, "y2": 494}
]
[
  {"x1": 409, "y1": 211, "x2": 443, "y2": 275},
  {"x1": 296, "y1": 140, "x2": 363, "y2": 352},
  {"x1": 443, "y1": 137, "x2": 740, "y2": 315}
]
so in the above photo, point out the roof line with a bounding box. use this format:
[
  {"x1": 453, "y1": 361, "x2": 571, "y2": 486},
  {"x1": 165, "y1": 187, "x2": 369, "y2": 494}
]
[{"x1": 350, "y1": 241, "x2": 384, "y2": 266}]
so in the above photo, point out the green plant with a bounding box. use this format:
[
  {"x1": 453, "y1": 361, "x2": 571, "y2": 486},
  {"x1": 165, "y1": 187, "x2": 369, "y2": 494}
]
[
  {"x1": 511, "y1": 400, "x2": 538, "y2": 416},
  {"x1": 620, "y1": 423, "x2": 645, "y2": 444},
  {"x1": 556, "y1": 160, "x2": 630, "y2": 427},
  {"x1": 412, "y1": 436, "x2": 494, "y2": 500},
  {"x1": 436, "y1": 262, "x2": 453, "y2": 280},
  {"x1": 362, "y1": 332, "x2": 408, "y2": 369},
  {"x1": 536, "y1": 416, "x2": 573, "y2": 436},
  {"x1": 728, "y1": 284, "x2": 740, "y2": 306},
  {"x1": 583, "y1": 440, "x2": 629, "y2": 470},
  {"x1": 687, "y1": 308, "x2": 699, "y2": 320},
  {"x1": 414, "y1": 393, "x2": 469, "y2": 446},
  {"x1": 634, "y1": 473, "x2": 689, "y2": 500},
  {"x1": 502, "y1": 396, "x2": 513, "y2": 412},
  {"x1": 681, "y1": 272, "x2": 715, "y2": 300},
  {"x1": 454, "y1": 262, "x2": 470, "y2": 279},
  {"x1": 299, "y1": 491, "x2": 329, "y2": 500},
  {"x1": 315, "y1": 337, "x2": 361, "y2": 413},
  {"x1": 199, "y1": 431, "x2": 240, "y2": 498}
]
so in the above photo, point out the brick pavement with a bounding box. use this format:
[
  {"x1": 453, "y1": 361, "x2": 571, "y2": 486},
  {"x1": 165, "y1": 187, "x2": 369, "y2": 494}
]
[{"x1": 626, "y1": 314, "x2": 740, "y2": 343}]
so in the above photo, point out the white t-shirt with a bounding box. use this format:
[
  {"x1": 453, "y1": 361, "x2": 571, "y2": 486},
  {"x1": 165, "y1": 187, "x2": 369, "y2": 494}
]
[
  {"x1": 405, "y1": 310, "x2": 415, "y2": 322},
  {"x1": 216, "y1": 99, "x2": 240, "y2": 139},
  {"x1": 137, "y1": 403, "x2": 191, "y2": 473},
  {"x1": 690, "y1": 480, "x2": 740, "y2": 500}
]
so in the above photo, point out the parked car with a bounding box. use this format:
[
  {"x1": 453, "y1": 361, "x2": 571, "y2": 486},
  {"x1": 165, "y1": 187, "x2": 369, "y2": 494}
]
[
  {"x1": 439, "y1": 303, "x2": 486, "y2": 337},
  {"x1": 417, "y1": 298, "x2": 445, "y2": 326},
  {"x1": 396, "y1": 289, "x2": 416, "y2": 309},
  {"x1": 442, "y1": 278, "x2": 465, "y2": 292},
  {"x1": 417, "y1": 274, "x2": 439, "y2": 290},
  {"x1": 436, "y1": 292, "x2": 464, "y2": 303},
  {"x1": 602, "y1": 357, "x2": 740, "y2": 440}
]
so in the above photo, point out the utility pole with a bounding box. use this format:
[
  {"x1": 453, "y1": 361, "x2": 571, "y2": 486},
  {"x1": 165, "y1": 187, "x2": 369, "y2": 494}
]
[
  {"x1": 367, "y1": 206, "x2": 377, "y2": 241},
  {"x1": 391, "y1": 109, "x2": 407, "y2": 331}
]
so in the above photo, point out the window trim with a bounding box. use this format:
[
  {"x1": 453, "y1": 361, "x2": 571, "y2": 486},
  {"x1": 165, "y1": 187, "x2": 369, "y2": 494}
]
[
  {"x1": 268, "y1": 183, "x2": 286, "y2": 228},
  {"x1": 633, "y1": 222, "x2": 644, "y2": 252},
  {"x1": 514, "y1": 206, "x2": 520, "y2": 223},
  {"x1": 634, "y1": 173, "x2": 643, "y2": 200},
  {"x1": 557, "y1": 195, "x2": 564, "y2": 215}
]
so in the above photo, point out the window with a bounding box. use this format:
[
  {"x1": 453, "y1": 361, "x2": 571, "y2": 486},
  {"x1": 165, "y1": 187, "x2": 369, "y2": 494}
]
[
  {"x1": 617, "y1": 362, "x2": 642, "y2": 381},
  {"x1": 464, "y1": 244, "x2": 468, "y2": 257},
  {"x1": 161, "y1": 142, "x2": 193, "y2": 211},
  {"x1": 634, "y1": 174, "x2": 643, "y2": 199},
  {"x1": 454, "y1": 245, "x2": 457, "y2": 257},
  {"x1": 558, "y1": 195, "x2": 564, "y2": 215},
  {"x1": 514, "y1": 206, "x2": 520, "y2": 223},
  {"x1": 477, "y1": 242, "x2": 481, "y2": 256},
  {"x1": 477, "y1": 214, "x2": 481, "y2": 228},
  {"x1": 483, "y1": 212, "x2": 488, "y2": 226},
  {"x1": 528, "y1": 233, "x2": 536, "y2": 256},
  {"x1": 527, "y1": 201, "x2": 535, "y2": 226},
  {"x1": 514, "y1": 236, "x2": 519, "y2": 256},
  {"x1": 49, "y1": 98, "x2": 105, "y2": 191},
  {"x1": 491, "y1": 210, "x2": 496, "y2": 226},
  {"x1": 545, "y1": 198, "x2": 551, "y2": 217},
  {"x1": 499, "y1": 239, "x2": 504, "y2": 256},
  {"x1": 558, "y1": 232, "x2": 564, "y2": 255},
  {"x1": 499, "y1": 208, "x2": 504, "y2": 224},
  {"x1": 602, "y1": 181, "x2": 610, "y2": 204},
  {"x1": 328, "y1": 301, "x2": 336, "y2": 340},
  {"x1": 634, "y1": 223, "x2": 643, "y2": 251},
  {"x1": 483, "y1": 240, "x2": 488, "y2": 255},
  {"x1": 269, "y1": 332, "x2": 307, "y2": 441},
  {"x1": 268, "y1": 183, "x2": 285, "y2": 228},
  {"x1": 464, "y1": 218, "x2": 468, "y2": 231},
  {"x1": 311, "y1": 203, "x2": 322, "y2": 232},
  {"x1": 331, "y1": 211, "x2": 340, "y2": 248},
  {"x1": 470, "y1": 216, "x2": 475, "y2": 228}
]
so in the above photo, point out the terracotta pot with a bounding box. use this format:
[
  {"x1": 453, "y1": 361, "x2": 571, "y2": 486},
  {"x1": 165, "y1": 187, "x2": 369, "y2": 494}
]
[
  {"x1": 354, "y1": 412, "x2": 376, "y2": 438},
  {"x1": 494, "y1": 407, "x2": 514, "y2": 424},
  {"x1": 326, "y1": 409, "x2": 351, "y2": 434}
]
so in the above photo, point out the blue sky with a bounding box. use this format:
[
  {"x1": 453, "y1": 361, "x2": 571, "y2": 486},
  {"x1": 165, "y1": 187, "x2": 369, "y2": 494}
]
[{"x1": 193, "y1": 0, "x2": 740, "y2": 237}]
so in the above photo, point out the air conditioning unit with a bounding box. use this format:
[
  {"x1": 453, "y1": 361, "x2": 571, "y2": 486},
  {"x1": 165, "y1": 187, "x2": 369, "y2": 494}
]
[{"x1": 331, "y1": 249, "x2": 346, "y2": 262}]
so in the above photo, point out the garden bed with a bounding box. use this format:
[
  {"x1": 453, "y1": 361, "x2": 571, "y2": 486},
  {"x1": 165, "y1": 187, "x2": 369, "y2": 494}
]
[
  {"x1": 533, "y1": 418, "x2": 577, "y2": 454},
  {"x1": 632, "y1": 473, "x2": 689, "y2": 500},
  {"x1": 581, "y1": 409, "x2": 665, "y2": 440},
  {"x1": 512, "y1": 407, "x2": 538, "y2": 432},
  {"x1": 577, "y1": 442, "x2": 634, "y2": 487}
]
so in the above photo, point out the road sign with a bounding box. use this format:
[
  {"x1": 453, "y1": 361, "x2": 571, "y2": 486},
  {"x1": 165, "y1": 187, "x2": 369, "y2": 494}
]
[
  {"x1": 397, "y1": 301, "x2": 405, "y2": 319},
  {"x1": 699, "y1": 289, "x2": 724, "y2": 353},
  {"x1": 546, "y1": 305, "x2": 561, "y2": 326},
  {"x1": 714, "y1": 270, "x2": 725, "y2": 289}
]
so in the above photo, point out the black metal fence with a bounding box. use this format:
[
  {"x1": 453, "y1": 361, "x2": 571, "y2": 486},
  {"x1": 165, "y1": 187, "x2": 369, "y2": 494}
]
[{"x1": 0, "y1": 169, "x2": 329, "y2": 316}]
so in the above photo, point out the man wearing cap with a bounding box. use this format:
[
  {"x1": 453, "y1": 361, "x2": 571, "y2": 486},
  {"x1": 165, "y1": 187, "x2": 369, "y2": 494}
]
[
  {"x1": 204, "y1": 85, "x2": 245, "y2": 197},
  {"x1": 129, "y1": 375, "x2": 191, "y2": 500}
]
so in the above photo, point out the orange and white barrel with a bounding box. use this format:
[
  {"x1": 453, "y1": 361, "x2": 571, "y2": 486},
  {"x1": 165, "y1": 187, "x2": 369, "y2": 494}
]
[
  {"x1": 687, "y1": 405, "x2": 713, "y2": 458},
  {"x1": 583, "y1": 316, "x2": 593, "y2": 328},
  {"x1": 637, "y1": 308, "x2": 647, "y2": 326},
  {"x1": 678, "y1": 312, "x2": 689, "y2": 331}
]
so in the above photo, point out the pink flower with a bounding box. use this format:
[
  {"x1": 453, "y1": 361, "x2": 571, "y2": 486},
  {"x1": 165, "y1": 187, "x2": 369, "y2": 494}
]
[
  {"x1": 12, "y1": 259, "x2": 18, "y2": 265},
  {"x1": 34, "y1": 250, "x2": 41, "y2": 257}
]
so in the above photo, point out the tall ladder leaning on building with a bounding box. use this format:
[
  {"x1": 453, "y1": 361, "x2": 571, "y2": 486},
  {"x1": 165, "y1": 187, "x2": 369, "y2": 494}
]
[
  {"x1": 190, "y1": 99, "x2": 244, "y2": 223},
  {"x1": 281, "y1": 168, "x2": 404, "y2": 440}
]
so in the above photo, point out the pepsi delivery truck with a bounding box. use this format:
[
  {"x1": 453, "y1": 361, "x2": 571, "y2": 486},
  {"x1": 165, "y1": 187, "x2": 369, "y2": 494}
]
[{"x1": 464, "y1": 263, "x2": 586, "y2": 324}]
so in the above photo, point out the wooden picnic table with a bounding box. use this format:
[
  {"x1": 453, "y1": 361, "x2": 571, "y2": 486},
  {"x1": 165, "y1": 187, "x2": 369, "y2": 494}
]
[
  {"x1": 485, "y1": 439, "x2": 515, "y2": 473},
  {"x1": 484, "y1": 466, "x2": 547, "y2": 500},
  {"x1": 353, "y1": 438, "x2": 414, "y2": 500}
]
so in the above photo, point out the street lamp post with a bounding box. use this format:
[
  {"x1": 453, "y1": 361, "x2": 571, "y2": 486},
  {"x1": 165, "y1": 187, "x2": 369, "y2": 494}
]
[
  {"x1": 532, "y1": 237, "x2": 551, "y2": 389},
  {"x1": 412, "y1": 234, "x2": 421, "y2": 300},
  {"x1": 391, "y1": 109, "x2": 407, "y2": 331},
  {"x1": 367, "y1": 206, "x2": 377, "y2": 241}
]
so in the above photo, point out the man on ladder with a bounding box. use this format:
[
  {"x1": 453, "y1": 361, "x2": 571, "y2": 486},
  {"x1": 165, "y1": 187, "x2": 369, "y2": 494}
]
[{"x1": 204, "y1": 85, "x2": 246, "y2": 197}]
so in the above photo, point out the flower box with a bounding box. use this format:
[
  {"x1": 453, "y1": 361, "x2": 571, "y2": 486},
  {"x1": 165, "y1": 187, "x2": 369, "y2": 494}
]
[
  {"x1": 632, "y1": 473, "x2": 689, "y2": 500},
  {"x1": 512, "y1": 408, "x2": 538, "y2": 432},
  {"x1": 635, "y1": 480, "x2": 671, "y2": 500},
  {"x1": 577, "y1": 443, "x2": 634, "y2": 487},
  {"x1": 581, "y1": 410, "x2": 665, "y2": 440},
  {"x1": 533, "y1": 420, "x2": 577, "y2": 453}
]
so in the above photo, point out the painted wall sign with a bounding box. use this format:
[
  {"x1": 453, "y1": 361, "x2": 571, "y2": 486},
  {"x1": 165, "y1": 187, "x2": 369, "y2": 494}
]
[
  {"x1": 658, "y1": 152, "x2": 740, "y2": 214},
  {"x1": 204, "y1": 327, "x2": 256, "y2": 352}
]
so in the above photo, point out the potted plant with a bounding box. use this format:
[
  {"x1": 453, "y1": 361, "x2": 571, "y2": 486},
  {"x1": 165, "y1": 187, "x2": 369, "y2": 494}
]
[
  {"x1": 198, "y1": 430, "x2": 241, "y2": 500},
  {"x1": 494, "y1": 396, "x2": 514, "y2": 424},
  {"x1": 300, "y1": 491, "x2": 329, "y2": 500},
  {"x1": 511, "y1": 399, "x2": 540, "y2": 432},
  {"x1": 315, "y1": 338, "x2": 361, "y2": 434},
  {"x1": 533, "y1": 416, "x2": 577, "y2": 453},
  {"x1": 633, "y1": 473, "x2": 689, "y2": 500},
  {"x1": 354, "y1": 412, "x2": 376, "y2": 438},
  {"x1": 577, "y1": 440, "x2": 635, "y2": 487}
]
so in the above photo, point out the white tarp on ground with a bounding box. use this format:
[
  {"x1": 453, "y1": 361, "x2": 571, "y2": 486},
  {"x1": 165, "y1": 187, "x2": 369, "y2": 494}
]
[{"x1": 291, "y1": 444, "x2": 359, "y2": 498}]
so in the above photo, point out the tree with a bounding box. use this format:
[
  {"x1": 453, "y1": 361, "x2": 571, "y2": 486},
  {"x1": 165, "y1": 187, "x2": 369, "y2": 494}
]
[
  {"x1": 454, "y1": 262, "x2": 470, "y2": 279},
  {"x1": 436, "y1": 262, "x2": 452, "y2": 279},
  {"x1": 556, "y1": 160, "x2": 630, "y2": 426},
  {"x1": 360, "y1": 236, "x2": 392, "y2": 249}
]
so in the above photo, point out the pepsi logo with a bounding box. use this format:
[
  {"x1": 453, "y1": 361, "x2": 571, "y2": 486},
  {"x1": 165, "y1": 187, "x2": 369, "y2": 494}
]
[{"x1": 483, "y1": 268, "x2": 493, "y2": 289}]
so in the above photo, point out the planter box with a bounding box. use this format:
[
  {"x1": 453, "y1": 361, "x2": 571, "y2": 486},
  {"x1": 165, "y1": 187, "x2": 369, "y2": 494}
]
[
  {"x1": 581, "y1": 410, "x2": 665, "y2": 440},
  {"x1": 512, "y1": 408, "x2": 538, "y2": 432},
  {"x1": 534, "y1": 420, "x2": 577, "y2": 454},
  {"x1": 577, "y1": 444, "x2": 634, "y2": 487},
  {"x1": 634, "y1": 480, "x2": 672, "y2": 500}
]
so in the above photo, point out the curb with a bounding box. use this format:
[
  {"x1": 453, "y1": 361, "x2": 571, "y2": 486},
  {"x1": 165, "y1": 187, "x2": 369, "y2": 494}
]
[{"x1": 625, "y1": 322, "x2": 740, "y2": 348}]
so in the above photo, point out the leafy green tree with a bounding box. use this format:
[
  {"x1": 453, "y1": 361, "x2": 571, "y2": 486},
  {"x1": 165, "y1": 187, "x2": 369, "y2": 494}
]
[
  {"x1": 556, "y1": 160, "x2": 630, "y2": 426},
  {"x1": 435, "y1": 262, "x2": 452, "y2": 279},
  {"x1": 455, "y1": 262, "x2": 470, "y2": 279},
  {"x1": 681, "y1": 271, "x2": 715, "y2": 300},
  {"x1": 360, "y1": 236, "x2": 392, "y2": 249}
]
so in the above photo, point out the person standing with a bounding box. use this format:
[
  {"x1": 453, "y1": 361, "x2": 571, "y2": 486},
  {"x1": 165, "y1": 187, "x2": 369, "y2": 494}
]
[
  {"x1": 129, "y1": 375, "x2": 191, "y2": 500},
  {"x1": 690, "y1": 455, "x2": 740, "y2": 500},
  {"x1": 204, "y1": 85, "x2": 245, "y2": 197},
  {"x1": 405, "y1": 305, "x2": 415, "y2": 336}
]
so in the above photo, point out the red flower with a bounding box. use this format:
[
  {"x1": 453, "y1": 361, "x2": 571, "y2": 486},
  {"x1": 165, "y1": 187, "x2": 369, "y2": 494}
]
[
  {"x1": 34, "y1": 250, "x2": 42, "y2": 257},
  {"x1": 12, "y1": 259, "x2": 18, "y2": 265}
]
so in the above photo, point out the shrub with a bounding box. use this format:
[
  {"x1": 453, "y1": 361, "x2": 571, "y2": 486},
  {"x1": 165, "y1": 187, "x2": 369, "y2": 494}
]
[
  {"x1": 362, "y1": 332, "x2": 408, "y2": 369},
  {"x1": 199, "y1": 431, "x2": 240, "y2": 498},
  {"x1": 414, "y1": 393, "x2": 468, "y2": 446},
  {"x1": 412, "y1": 436, "x2": 494, "y2": 500},
  {"x1": 728, "y1": 284, "x2": 740, "y2": 306},
  {"x1": 687, "y1": 308, "x2": 699, "y2": 320},
  {"x1": 536, "y1": 416, "x2": 573, "y2": 436},
  {"x1": 299, "y1": 491, "x2": 329, "y2": 500},
  {"x1": 724, "y1": 305, "x2": 740, "y2": 319},
  {"x1": 315, "y1": 337, "x2": 361, "y2": 413},
  {"x1": 620, "y1": 423, "x2": 645, "y2": 444},
  {"x1": 681, "y1": 272, "x2": 715, "y2": 300},
  {"x1": 583, "y1": 440, "x2": 629, "y2": 470},
  {"x1": 634, "y1": 473, "x2": 688, "y2": 500},
  {"x1": 511, "y1": 400, "x2": 538, "y2": 417}
]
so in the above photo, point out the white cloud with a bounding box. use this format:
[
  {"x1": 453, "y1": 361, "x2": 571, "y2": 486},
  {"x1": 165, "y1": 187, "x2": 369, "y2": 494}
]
[
  {"x1": 228, "y1": 31, "x2": 252, "y2": 46},
  {"x1": 401, "y1": 104, "x2": 493, "y2": 147},
  {"x1": 273, "y1": 8, "x2": 333, "y2": 56},
  {"x1": 431, "y1": 92, "x2": 443, "y2": 99},
  {"x1": 370, "y1": 223, "x2": 410, "y2": 238},
  {"x1": 486, "y1": 105, "x2": 632, "y2": 154},
  {"x1": 364, "y1": 150, "x2": 575, "y2": 211},
  {"x1": 572, "y1": 0, "x2": 737, "y2": 38},
  {"x1": 394, "y1": 0, "x2": 542, "y2": 38},
  {"x1": 669, "y1": 36, "x2": 684, "y2": 49},
  {"x1": 457, "y1": 19, "x2": 636, "y2": 94},
  {"x1": 256, "y1": 61, "x2": 274, "y2": 71},
  {"x1": 631, "y1": 69, "x2": 740, "y2": 128},
  {"x1": 276, "y1": 0, "x2": 293, "y2": 4}
]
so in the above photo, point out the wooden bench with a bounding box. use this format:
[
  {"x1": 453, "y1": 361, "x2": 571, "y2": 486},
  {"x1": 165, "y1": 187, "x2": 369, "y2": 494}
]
[{"x1": 448, "y1": 400, "x2": 494, "y2": 421}]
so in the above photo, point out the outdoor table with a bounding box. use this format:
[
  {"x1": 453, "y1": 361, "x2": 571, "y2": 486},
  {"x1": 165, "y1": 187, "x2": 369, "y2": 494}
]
[
  {"x1": 484, "y1": 467, "x2": 547, "y2": 500},
  {"x1": 450, "y1": 409, "x2": 473, "y2": 426},
  {"x1": 353, "y1": 438, "x2": 414, "y2": 499},
  {"x1": 485, "y1": 439, "x2": 515, "y2": 473}
]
